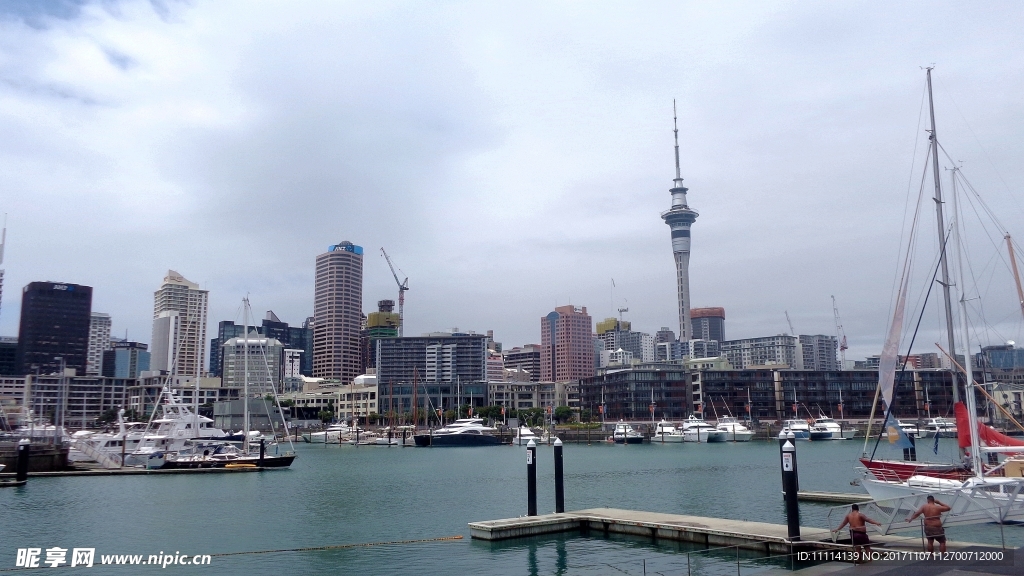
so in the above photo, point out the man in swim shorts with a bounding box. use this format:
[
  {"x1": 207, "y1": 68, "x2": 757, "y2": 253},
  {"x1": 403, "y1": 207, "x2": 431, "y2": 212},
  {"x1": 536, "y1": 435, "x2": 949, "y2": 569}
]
[
  {"x1": 907, "y1": 495, "x2": 951, "y2": 553},
  {"x1": 833, "y1": 503, "x2": 881, "y2": 559}
]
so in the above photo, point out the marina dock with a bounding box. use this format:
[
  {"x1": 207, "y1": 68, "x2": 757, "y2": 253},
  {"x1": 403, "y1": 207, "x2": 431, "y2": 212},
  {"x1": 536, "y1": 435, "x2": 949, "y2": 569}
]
[
  {"x1": 797, "y1": 491, "x2": 868, "y2": 504},
  {"x1": 469, "y1": 508, "x2": 993, "y2": 554}
]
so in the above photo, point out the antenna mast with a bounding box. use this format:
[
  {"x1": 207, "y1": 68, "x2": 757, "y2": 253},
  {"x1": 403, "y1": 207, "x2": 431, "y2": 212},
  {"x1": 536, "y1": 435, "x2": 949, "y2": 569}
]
[{"x1": 673, "y1": 100, "x2": 682, "y2": 184}]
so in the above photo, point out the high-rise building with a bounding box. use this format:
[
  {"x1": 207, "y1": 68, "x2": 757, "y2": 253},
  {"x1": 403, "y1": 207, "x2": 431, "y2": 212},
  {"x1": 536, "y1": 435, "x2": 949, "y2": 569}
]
[
  {"x1": 101, "y1": 341, "x2": 150, "y2": 378},
  {"x1": 595, "y1": 318, "x2": 655, "y2": 363},
  {"x1": 503, "y1": 344, "x2": 542, "y2": 382},
  {"x1": 690, "y1": 307, "x2": 725, "y2": 342},
  {"x1": 209, "y1": 320, "x2": 248, "y2": 377},
  {"x1": 86, "y1": 312, "x2": 111, "y2": 375},
  {"x1": 210, "y1": 313, "x2": 313, "y2": 377},
  {"x1": 16, "y1": 282, "x2": 93, "y2": 375},
  {"x1": 540, "y1": 305, "x2": 594, "y2": 382},
  {"x1": 486, "y1": 350, "x2": 504, "y2": 382},
  {"x1": 720, "y1": 335, "x2": 802, "y2": 370},
  {"x1": 798, "y1": 334, "x2": 839, "y2": 371},
  {"x1": 313, "y1": 241, "x2": 363, "y2": 383},
  {"x1": 365, "y1": 300, "x2": 399, "y2": 369},
  {"x1": 221, "y1": 331, "x2": 284, "y2": 394},
  {"x1": 661, "y1": 105, "x2": 699, "y2": 341},
  {"x1": 151, "y1": 270, "x2": 208, "y2": 377},
  {"x1": 376, "y1": 332, "x2": 487, "y2": 385},
  {"x1": 0, "y1": 336, "x2": 16, "y2": 375},
  {"x1": 655, "y1": 327, "x2": 676, "y2": 344}
]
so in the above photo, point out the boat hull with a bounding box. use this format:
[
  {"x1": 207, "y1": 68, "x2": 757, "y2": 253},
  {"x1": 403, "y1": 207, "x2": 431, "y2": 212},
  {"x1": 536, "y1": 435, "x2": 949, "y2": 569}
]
[
  {"x1": 651, "y1": 434, "x2": 685, "y2": 443},
  {"x1": 718, "y1": 430, "x2": 753, "y2": 442},
  {"x1": 612, "y1": 436, "x2": 644, "y2": 444},
  {"x1": 809, "y1": 431, "x2": 834, "y2": 441},
  {"x1": 161, "y1": 454, "x2": 296, "y2": 469},
  {"x1": 859, "y1": 457, "x2": 970, "y2": 482},
  {"x1": 413, "y1": 434, "x2": 502, "y2": 447}
]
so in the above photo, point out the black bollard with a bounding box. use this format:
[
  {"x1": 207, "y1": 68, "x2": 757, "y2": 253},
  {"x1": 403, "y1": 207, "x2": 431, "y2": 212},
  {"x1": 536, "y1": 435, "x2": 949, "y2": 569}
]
[
  {"x1": 527, "y1": 439, "x2": 537, "y2": 516},
  {"x1": 780, "y1": 432, "x2": 800, "y2": 541},
  {"x1": 258, "y1": 439, "x2": 265, "y2": 467},
  {"x1": 15, "y1": 439, "x2": 30, "y2": 482},
  {"x1": 554, "y1": 438, "x2": 564, "y2": 513},
  {"x1": 903, "y1": 434, "x2": 917, "y2": 462}
]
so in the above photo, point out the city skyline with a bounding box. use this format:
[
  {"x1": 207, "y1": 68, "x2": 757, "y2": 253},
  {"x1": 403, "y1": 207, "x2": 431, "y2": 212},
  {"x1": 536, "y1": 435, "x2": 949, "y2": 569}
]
[{"x1": 2, "y1": 3, "x2": 1024, "y2": 361}]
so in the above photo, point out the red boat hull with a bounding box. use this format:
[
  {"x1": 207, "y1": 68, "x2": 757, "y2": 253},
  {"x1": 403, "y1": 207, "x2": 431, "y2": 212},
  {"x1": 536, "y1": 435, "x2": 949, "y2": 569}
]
[{"x1": 859, "y1": 458, "x2": 970, "y2": 482}]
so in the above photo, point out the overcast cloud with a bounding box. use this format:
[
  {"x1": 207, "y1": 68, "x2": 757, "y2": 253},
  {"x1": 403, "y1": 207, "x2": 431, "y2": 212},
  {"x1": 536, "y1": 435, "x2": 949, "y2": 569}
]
[{"x1": 2, "y1": 1, "x2": 1024, "y2": 362}]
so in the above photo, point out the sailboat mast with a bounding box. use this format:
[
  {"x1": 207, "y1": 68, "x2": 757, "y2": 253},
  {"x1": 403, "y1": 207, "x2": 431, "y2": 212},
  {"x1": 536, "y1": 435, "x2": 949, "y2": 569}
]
[
  {"x1": 1005, "y1": 234, "x2": 1024, "y2": 322},
  {"x1": 243, "y1": 297, "x2": 250, "y2": 452},
  {"x1": 926, "y1": 67, "x2": 961, "y2": 405},
  {"x1": 951, "y1": 168, "x2": 983, "y2": 477}
]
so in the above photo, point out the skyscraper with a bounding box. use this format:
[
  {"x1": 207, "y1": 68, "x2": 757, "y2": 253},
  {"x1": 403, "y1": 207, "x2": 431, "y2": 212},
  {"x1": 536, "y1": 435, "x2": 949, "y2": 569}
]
[
  {"x1": 313, "y1": 241, "x2": 363, "y2": 383},
  {"x1": 16, "y1": 282, "x2": 93, "y2": 375},
  {"x1": 151, "y1": 270, "x2": 208, "y2": 377},
  {"x1": 86, "y1": 312, "x2": 111, "y2": 375},
  {"x1": 365, "y1": 299, "x2": 399, "y2": 369},
  {"x1": 661, "y1": 103, "x2": 699, "y2": 342},
  {"x1": 690, "y1": 307, "x2": 725, "y2": 342},
  {"x1": 540, "y1": 305, "x2": 594, "y2": 382}
]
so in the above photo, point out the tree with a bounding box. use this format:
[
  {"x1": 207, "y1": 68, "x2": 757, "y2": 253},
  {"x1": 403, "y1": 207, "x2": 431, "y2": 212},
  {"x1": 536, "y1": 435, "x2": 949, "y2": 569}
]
[
  {"x1": 554, "y1": 406, "x2": 574, "y2": 424},
  {"x1": 317, "y1": 410, "x2": 333, "y2": 423},
  {"x1": 278, "y1": 399, "x2": 295, "y2": 408},
  {"x1": 95, "y1": 408, "x2": 120, "y2": 425}
]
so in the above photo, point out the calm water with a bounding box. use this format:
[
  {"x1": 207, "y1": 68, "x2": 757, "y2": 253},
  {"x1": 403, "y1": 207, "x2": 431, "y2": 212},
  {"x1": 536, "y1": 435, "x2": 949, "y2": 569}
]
[{"x1": 3, "y1": 438, "x2": 1021, "y2": 575}]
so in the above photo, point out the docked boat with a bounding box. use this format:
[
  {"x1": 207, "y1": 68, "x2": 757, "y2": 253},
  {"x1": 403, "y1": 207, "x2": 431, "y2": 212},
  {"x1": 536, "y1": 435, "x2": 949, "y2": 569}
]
[
  {"x1": 808, "y1": 423, "x2": 834, "y2": 441},
  {"x1": 610, "y1": 421, "x2": 644, "y2": 444},
  {"x1": 513, "y1": 425, "x2": 551, "y2": 446},
  {"x1": 374, "y1": 426, "x2": 415, "y2": 446},
  {"x1": 897, "y1": 420, "x2": 921, "y2": 438},
  {"x1": 651, "y1": 420, "x2": 685, "y2": 443},
  {"x1": 811, "y1": 416, "x2": 856, "y2": 439},
  {"x1": 161, "y1": 440, "x2": 296, "y2": 469},
  {"x1": 303, "y1": 422, "x2": 354, "y2": 443},
  {"x1": 920, "y1": 417, "x2": 958, "y2": 438},
  {"x1": 413, "y1": 418, "x2": 502, "y2": 447},
  {"x1": 715, "y1": 417, "x2": 753, "y2": 442},
  {"x1": 781, "y1": 419, "x2": 811, "y2": 440},
  {"x1": 682, "y1": 416, "x2": 727, "y2": 443}
]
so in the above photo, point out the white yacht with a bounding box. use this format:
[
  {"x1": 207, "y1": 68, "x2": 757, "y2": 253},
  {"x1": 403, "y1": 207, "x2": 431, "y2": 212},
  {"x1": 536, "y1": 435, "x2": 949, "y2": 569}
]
[
  {"x1": 898, "y1": 420, "x2": 921, "y2": 438},
  {"x1": 781, "y1": 419, "x2": 811, "y2": 440},
  {"x1": 920, "y1": 417, "x2": 957, "y2": 438},
  {"x1": 651, "y1": 420, "x2": 685, "y2": 443},
  {"x1": 414, "y1": 418, "x2": 501, "y2": 447},
  {"x1": 715, "y1": 417, "x2": 754, "y2": 442},
  {"x1": 682, "y1": 416, "x2": 727, "y2": 443},
  {"x1": 513, "y1": 425, "x2": 552, "y2": 446},
  {"x1": 811, "y1": 416, "x2": 856, "y2": 439},
  {"x1": 611, "y1": 421, "x2": 644, "y2": 444},
  {"x1": 303, "y1": 422, "x2": 354, "y2": 443}
]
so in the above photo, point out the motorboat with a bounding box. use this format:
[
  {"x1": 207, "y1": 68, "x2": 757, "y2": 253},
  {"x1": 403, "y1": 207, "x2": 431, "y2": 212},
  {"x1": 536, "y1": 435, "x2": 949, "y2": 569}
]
[
  {"x1": 374, "y1": 426, "x2": 415, "y2": 446},
  {"x1": 811, "y1": 416, "x2": 856, "y2": 439},
  {"x1": 809, "y1": 422, "x2": 834, "y2": 441},
  {"x1": 513, "y1": 425, "x2": 551, "y2": 446},
  {"x1": 413, "y1": 418, "x2": 502, "y2": 447},
  {"x1": 898, "y1": 420, "x2": 920, "y2": 438},
  {"x1": 682, "y1": 416, "x2": 727, "y2": 443},
  {"x1": 781, "y1": 419, "x2": 811, "y2": 440},
  {"x1": 651, "y1": 420, "x2": 685, "y2": 443},
  {"x1": 920, "y1": 417, "x2": 958, "y2": 438},
  {"x1": 715, "y1": 417, "x2": 754, "y2": 442},
  {"x1": 610, "y1": 421, "x2": 644, "y2": 444},
  {"x1": 303, "y1": 423, "x2": 354, "y2": 443}
]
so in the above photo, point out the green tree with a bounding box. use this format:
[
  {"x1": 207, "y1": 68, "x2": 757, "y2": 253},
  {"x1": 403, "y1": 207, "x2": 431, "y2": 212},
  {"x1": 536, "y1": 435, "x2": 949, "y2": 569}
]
[
  {"x1": 554, "y1": 406, "x2": 574, "y2": 424},
  {"x1": 317, "y1": 410, "x2": 333, "y2": 423}
]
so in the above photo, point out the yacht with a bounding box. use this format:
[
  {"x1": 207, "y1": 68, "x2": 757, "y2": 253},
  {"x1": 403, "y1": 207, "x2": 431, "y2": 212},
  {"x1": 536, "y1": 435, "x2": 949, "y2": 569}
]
[
  {"x1": 413, "y1": 418, "x2": 502, "y2": 447},
  {"x1": 610, "y1": 421, "x2": 644, "y2": 444},
  {"x1": 898, "y1": 420, "x2": 921, "y2": 438},
  {"x1": 715, "y1": 417, "x2": 754, "y2": 442},
  {"x1": 161, "y1": 440, "x2": 296, "y2": 468},
  {"x1": 682, "y1": 416, "x2": 727, "y2": 443},
  {"x1": 781, "y1": 419, "x2": 811, "y2": 440},
  {"x1": 374, "y1": 426, "x2": 415, "y2": 446},
  {"x1": 920, "y1": 417, "x2": 957, "y2": 438},
  {"x1": 808, "y1": 422, "x2": 834, "y2": 441},
  {"x1": 303, "y1": 423, "x2": 354, "y2": 443},
  {"x1": 651, "y1": 420, "x2": 685, "y2": 443},
  {"x1": 811, "y1": 416, "x2": 856, "y2": 439},
  {"x1": 513, "y1": 425, "x2": 550, "y2": 446}
]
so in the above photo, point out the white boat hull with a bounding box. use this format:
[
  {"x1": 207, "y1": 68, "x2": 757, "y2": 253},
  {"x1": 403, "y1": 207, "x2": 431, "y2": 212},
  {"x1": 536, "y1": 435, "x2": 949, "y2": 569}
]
[
  {"x1": 651, "y1": 433, "x2": 685, "y2": 443},
  {"x1": 683, "y1": 429, "x2": 728, "y2": 443}
]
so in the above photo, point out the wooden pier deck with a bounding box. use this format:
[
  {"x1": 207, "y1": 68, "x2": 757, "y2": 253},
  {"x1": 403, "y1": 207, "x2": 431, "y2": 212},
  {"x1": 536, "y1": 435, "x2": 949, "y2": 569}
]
[
  {"x1": 797, "y1": 491, "x2": 868, "y2": 504},
  {"x1": 469, "y1": 508, "x2": 993, "y2": 555}
]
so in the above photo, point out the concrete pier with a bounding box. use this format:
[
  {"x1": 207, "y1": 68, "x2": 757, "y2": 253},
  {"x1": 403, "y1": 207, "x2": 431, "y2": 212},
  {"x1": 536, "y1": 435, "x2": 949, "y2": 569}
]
[{"x1": 797, "y1": 491, "x2": 868, "y2": 504}]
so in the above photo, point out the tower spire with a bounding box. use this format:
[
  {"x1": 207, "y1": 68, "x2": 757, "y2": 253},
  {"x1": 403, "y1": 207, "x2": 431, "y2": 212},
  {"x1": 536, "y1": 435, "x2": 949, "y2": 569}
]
[{"x1": 673, "y1": 99, "x2": 681, "y2": 182}]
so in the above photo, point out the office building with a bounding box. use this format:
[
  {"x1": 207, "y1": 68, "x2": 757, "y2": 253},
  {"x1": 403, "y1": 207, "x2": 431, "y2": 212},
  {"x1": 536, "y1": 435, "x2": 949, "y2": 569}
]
[
  {"x1": 210, "y1": 313, "x2": 313, "y2": 378},
  {"x1": 209, "y1": 320, "x2": 248, "y2": 377},
  {"x1": 221, "y1": 332, "x2": 284, "y2": 394},
  {"x1": 503, "y1": 345, "x2": 542, "y2": 382},
  {"x1": 101, "y1": 341, "x2": 150, "y2": 379},
  {"x1": 364, "y1": 300, "x2": 399, "y2": 369},
  {"x1": 375, "y1": 332, "x2": 488, "y2": 416},
  {"x1": 151, "y1": 270, "x2": 208, "y2": 377},
  {"x1": 0, "y1": 374, "x2": 131, "y2": 429},
  {"x1": 540, "y1": 305, "x2": 595, "y2": 382},
  {"x1": 86, "y1": 312, "x2": 111, "y2": 376},
  {"x1": 655, "y1": 340, "x2": 683, "y2": 362},
  {"x1": 661, "y1": 110, "x2": 699, "y2": 341},
  {"x1": 486, "y1": 350, "x2": 504, "y2": 382},
  {"x1": 16, "y1": 282, "x2": 93, "y2": 375},
  {"x1": 655, "y1": 327, "x2": 676, "y2": 344},
  {"x1": 488, "y1": 381, "x2": 557, "y2": 411},
  {"x1": 690, "y1": 307, "x2": 725, "y2": 342},
  {"x1": 720, "y1": 335, "x2": 802, "y2": 370},
  {"x1": 313, "y1": 241, "x2": 363, "y2": 383},
  {"x1": 599, "y1": 348, "x2": 634, "y2": 367},
  {"x1": 0, "y1": 337, "x2": 16, "y2": 375},
  {"x1": 596, "y1": 319, "x2": 655, "y2": 363},
  {"x1": 579, "y1": 362, "x2": 691, "y2": 421},
  {"x1": 798, "y1": 335, "x2": 839, "y2": 371}
]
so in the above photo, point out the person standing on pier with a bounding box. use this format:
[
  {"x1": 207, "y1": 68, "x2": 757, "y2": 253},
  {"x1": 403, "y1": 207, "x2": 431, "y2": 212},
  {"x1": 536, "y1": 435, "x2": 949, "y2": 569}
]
[
  {"x1": 833, "y1": 504, "x2": 881, "y2": 559},
  {"x1": 906, "y1": 495, "x2": 951, "y2": 553}
]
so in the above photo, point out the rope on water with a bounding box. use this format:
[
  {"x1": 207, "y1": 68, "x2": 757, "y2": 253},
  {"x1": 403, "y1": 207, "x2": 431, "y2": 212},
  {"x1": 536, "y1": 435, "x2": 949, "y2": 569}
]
[{"x1": 211, "y1": 535, "x2": 464, "y2": 557}]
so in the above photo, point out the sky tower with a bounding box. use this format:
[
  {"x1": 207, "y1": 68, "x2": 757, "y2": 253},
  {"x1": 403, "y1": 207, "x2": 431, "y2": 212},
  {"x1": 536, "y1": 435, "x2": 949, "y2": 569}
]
[{"x1": 661, "y1": 102, "x2": 698, "y2": 341}]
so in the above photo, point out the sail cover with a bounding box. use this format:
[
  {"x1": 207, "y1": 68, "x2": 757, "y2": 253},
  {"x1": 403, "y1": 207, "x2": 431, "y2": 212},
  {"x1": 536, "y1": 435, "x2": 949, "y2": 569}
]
[
  {"x1": 877, "y1": 277, "x2": 908, "y2": 408},
  {"x1": 955, "y1": 401, "x2": 1024, "y2": 451}
]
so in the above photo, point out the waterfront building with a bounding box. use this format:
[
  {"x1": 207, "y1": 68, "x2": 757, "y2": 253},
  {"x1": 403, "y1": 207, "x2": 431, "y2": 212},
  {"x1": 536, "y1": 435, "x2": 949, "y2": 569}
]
[
  {"x1": 0, "y1": 337, "x2": 16, "y2": 375},
  {"x1": 488, "y1": 380, "x2": 557, "y2": 411},
  {"x1": 313, "y1": 241, "x2": 363, "y2": 383},
  {"x1": 338, "y1": 374, "x2": 378, "y2": 421},
  {"x1": 101, "y1": 341, "x2": 150, "y2": 379},
  {"x1": 682, "y1": 339, "x2": 719, "y2": 359},
  {"x1": 16, "y1": 281, "x2": 93, "y2": 375},
  {"x1": 690, "y1": 307, "x2": 725, "y2": 342},
  {"x1": 86, "y1": 312, "x2": 111, "y2": 376},
  {"x1": 221, "y1": 332, "x2": 284, "y2": 394},
  {"x1": 151, "y1": 271, "x2": 208, "y2": 377},
  {"x1": 540, "y1": 305, "x2": 595, "y2": 382},
  {"x1": 0, "y1": 374, "x2": 131, "y2": 429},
  {"x1": 798, "y1": 335, "x2": 839, "y2": 371},
  {"x1": 854, "y1": 355, "x2": 881, "y2": 370},
  {"x1": 661, "y1": 108, "x2": 699, "y2": 342},
  {"x1": 126, "y1": 374, "x2": 239, "y2": 417},
  {"x1": 502, "y1": 344, "x2": 541, "y2": 382},
  {"x1": 655, "y1": 341, "x2": 683, "y2": 362},
  {"x1": 377, "y1": 332, "x2": 487, "y2": 385},
  {"x1": 599, "y1": 348, "x2": 634, "y2": 367},
  {"x1": 579, "y1": 362, "x2": 691, "y2": 421},
  {"x1": 212, "y1": 398, "x2": 287, "y2": 433},
  {"x1": 720, "y1": 335, "x2": 801, "y2": 370}
]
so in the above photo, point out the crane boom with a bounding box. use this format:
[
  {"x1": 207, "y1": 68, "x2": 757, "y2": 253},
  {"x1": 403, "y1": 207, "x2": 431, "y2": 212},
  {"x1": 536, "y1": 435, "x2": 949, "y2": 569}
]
[
  {"x1": 831, "y1": 295, "x2": 848, "y2": 368},
  {"x1": 380, "y1": 248, "x2": 409, "y2": 337},
  {"x1": 785, "y1": 311, "x2": 795, "y2": 336}
]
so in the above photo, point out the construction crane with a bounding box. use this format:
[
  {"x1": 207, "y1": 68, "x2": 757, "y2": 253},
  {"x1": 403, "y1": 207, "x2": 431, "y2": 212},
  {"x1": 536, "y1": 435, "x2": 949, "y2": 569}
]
[
  {"x1": 380, "y1": 248, "x2": 409, "y2": 337},
  {"x1": 784, "y1": 311, "x2": 795, "y2": 336},
  {"x1": 831, "y1": 295, "x2": 849, "y2": 367}
]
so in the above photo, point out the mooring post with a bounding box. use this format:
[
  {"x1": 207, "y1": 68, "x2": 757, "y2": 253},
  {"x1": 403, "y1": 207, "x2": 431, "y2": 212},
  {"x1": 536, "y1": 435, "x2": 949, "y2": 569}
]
[
  {"x1": 15, "y1": 439, "x2": 30, "y2": 482},
  {"x1": 780, "y1": 431, "x2": 800, "y2": 541},
  {"x1": 527, "y1": 439, "x2": 537, "y2": 516},
  {"x1": 554, "y1": 438, "x2": 564, "y2": 513},
  {"x1": 258, "y1": 439, "x2": 266, "y2": 467}
]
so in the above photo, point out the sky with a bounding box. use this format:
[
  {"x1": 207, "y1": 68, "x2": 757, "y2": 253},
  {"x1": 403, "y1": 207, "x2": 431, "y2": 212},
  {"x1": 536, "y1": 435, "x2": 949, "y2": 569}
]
[{"x1": 1, "y1": 1, "x2": 1024, "y2": 364}]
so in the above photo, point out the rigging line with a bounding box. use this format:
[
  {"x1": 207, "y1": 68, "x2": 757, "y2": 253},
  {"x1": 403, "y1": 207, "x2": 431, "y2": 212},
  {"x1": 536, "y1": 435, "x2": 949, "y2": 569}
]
[
  {"x1": 933, "y1": 74, "x2": 1024, "y2": 222},
  {"x1": 888, "y1": 141, "x2": 934, "y2": 327},
  {"x1": 940, "y1": 142, "x2": 1013, "y2": 236},
  {"x1": 871, "y1": 226, "x2": 952, "y2": 461},
  {"x1": 890, "y1": 81, "x2": 931, "y2": 315}
]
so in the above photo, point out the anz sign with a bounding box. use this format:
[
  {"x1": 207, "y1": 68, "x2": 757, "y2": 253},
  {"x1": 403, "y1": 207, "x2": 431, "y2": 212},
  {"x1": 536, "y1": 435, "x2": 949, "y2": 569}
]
[{"x1": 52, "y1": 284, "x2": 74, "y2": 291}]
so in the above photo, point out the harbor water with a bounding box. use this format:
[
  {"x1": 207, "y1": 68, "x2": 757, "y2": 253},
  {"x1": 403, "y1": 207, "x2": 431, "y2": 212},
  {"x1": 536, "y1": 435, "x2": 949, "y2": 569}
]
[{"x1": 3, "y1": 438, "x2": 1022, "y2": 575}]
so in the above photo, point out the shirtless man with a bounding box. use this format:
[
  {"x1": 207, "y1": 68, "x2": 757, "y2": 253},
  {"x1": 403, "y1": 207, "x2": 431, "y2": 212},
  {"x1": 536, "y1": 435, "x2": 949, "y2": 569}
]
[
  {"x1": 907, "y1": 495, "x2": 951, "y2": 553},
  {"x1": 833, "y1": 504, "x2": 881, "y2": 558}
]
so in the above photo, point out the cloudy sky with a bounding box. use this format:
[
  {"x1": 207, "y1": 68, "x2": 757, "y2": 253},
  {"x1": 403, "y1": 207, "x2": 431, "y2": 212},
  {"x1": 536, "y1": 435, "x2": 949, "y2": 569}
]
[{"x1": 2, "y1": 1, "x2": 1023, "y2": 362}]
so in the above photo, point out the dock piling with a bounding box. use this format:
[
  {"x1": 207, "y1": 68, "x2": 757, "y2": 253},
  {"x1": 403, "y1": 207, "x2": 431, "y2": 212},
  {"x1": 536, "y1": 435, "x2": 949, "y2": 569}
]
[
  {"x1": 554, "y1": 438, "x2": 564, "y2": 513},
  {"x1": 527, "y1": 439, "x2": 537, "y2": 516},
  {"x1": 780, "y1": 431, "x2": 800, "y2": 541},
  {"x1": 258, "y1": 439, "x2": 265, "y2": 467},
  {"x1": 15, "y1": 439, "x2": 30, "y2": 482}
]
